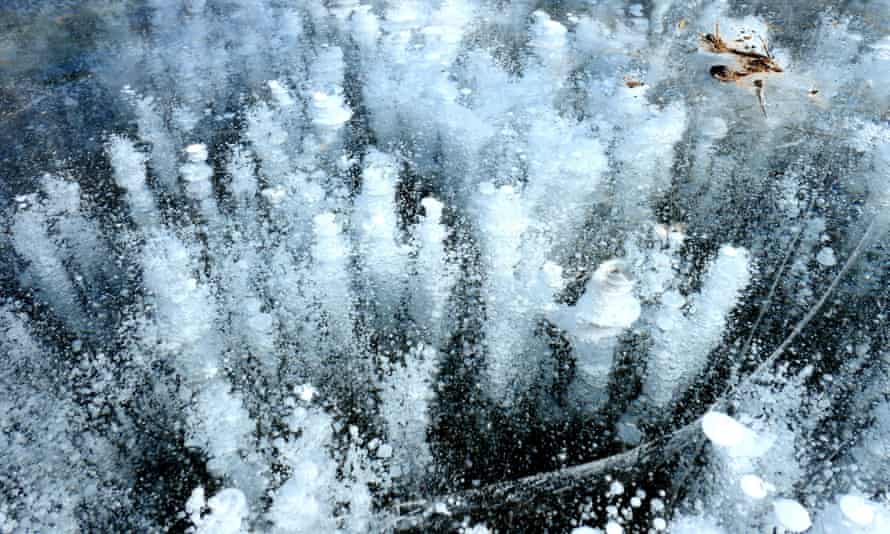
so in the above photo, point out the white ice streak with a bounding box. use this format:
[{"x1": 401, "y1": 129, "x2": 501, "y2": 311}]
[
  {"x1": 11, "y1": 202, "x2": 86, "y2": 333},
  {"x1": 109, "y1": 137, "x2": 158, "y2": 227},
  {"x1": 379, "y1": 344, "x2": 438, "y2": 480},
  {"x1": 354, "y1": 150, "x2": 410, "y2": 319},
  {"x1": 475, "y1": 183, "x2": 534, "y2": 404},
  {"x1": 411, "y1": 197, "x2": 456, "y2": 342},
  {"x1": 643, "y1": 246, "x2": 751, "y2": 408},
  {"x1": 181, "y1": 143, "x2": 221, "y2": 224},
  {"x1": 268, "y1": 403, "x2": 374, "y2": 533},
  {"x1": 310, "y1": 212, "x2": 355, "y2": 348}
]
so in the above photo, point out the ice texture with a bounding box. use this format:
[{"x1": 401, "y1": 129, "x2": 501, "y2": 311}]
[{"x1": 0, "y1": 0, "x2": 888, "y2": 532}]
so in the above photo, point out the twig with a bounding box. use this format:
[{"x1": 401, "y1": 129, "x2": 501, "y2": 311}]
[{"x1": 754, "y1": 79, "x2": 767, "y2": 116}]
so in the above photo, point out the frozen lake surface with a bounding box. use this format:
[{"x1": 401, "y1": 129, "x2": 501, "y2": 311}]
[{"x1": 1, "y1": 1, "x2": 888, "y2": 532}]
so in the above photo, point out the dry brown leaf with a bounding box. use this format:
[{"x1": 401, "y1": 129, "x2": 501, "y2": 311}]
[{"x1": 700, "y1": 22, "x2": 783, "y2": 82}]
